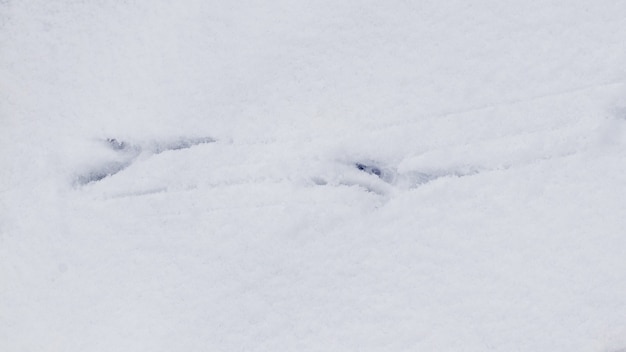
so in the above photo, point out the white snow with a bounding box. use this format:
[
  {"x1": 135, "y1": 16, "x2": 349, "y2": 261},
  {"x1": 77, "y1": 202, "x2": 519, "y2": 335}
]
[{"x1": 2, "y1": 1, "x2": 626, "y2": 351}]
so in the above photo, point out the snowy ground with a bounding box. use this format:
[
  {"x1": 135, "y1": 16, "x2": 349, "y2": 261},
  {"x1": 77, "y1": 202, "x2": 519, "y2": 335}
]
[{"x1": 3, "y1": 1, "x2": 626, "y2": 351}]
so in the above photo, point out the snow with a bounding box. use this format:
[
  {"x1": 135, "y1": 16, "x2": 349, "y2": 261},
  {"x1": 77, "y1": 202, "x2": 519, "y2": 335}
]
[{"x1": 2, "y1": 1, "x2": 626, "y2": 351}]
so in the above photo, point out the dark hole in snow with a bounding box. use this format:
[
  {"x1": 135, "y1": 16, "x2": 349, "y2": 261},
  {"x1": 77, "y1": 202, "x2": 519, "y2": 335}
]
[
  {"x1": 355, "y1": 162, "x2": 383, "y2": 178},
  {"x1": 353, "y1": 161, "x2": 480, "y2": 189}
]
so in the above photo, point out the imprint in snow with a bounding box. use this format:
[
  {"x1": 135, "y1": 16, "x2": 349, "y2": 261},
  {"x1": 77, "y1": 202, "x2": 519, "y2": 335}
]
[
  {"x1": 322, "y1": 160, "x2": 482, "y2": 194},
  {"x1": 74, "y1": 160, "x2": 134, "y2": 185},
  {"x1": 73, "y1": 139, "x2": 141, "y2": 186},
  {"x1": 355, "y1": 161, "x2": 395, "y2": 183},
  {"x1": 73, "y1": 136, "x2": 215, "y2": 186},
  {"x1": 106, "y1": 138, "x2": 131, "y2": 151},
  {"x1": 398, "y1": 167, "x2": 481, "y2": 189},
  {"x1": 148, "y1": 136, "x2": 215, "y2": 154}
]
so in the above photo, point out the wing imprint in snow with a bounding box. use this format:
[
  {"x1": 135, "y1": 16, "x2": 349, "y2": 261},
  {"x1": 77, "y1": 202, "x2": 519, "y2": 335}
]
[
  {"x1": 73, "y1": 136, "x2": 215, "y2": 186},
  {"x1": 314, "y1": 159, "x2": 481, "y2": 195},
  {"x1": 149, "y1": 136, "x2": 215, "y2": 154}
]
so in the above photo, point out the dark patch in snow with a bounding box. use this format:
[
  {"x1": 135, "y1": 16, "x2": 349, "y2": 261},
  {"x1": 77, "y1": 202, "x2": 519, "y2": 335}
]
[
  {"x1": 311, "y1": 176, "x2": 327, "y2": 186},
  {"x1": 354, "y1": 161, "x2": 395, "y2": 183},
  {"x1": 74, "y1": 139, "x2": 141, "y2": 185},
  {"x1": 150, "y1": 137, "x2": 215, "y2": 154},
  {"x1": 74, "y1": 160, "x2": 134, "y2": 185},
  {"x1": 356, "y1": 162, "x2": 382, "y2": 177},
  {"x1": 332, "y1": 159, "x2": 482, "y2": 194},
  {"x1": 109, "y1": 187, "x2": 169, "y2": 199}
]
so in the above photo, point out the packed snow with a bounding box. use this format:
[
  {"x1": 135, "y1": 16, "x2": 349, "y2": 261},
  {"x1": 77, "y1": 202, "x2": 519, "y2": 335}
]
[{"x1": 2, "y1": 1, "x2": 626, "y2": 351}]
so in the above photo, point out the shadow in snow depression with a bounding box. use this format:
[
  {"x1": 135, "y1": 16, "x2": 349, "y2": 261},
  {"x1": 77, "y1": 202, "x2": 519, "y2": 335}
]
[
  {"x1": 75, "y1": 139, "x2": 478, "y2": 199},
  {"x1": 341, "y1": 160, "x2": 480, "y2": 193},
  {"x1": 74, "y1": 136, "x2": 215, "y2": 186},
  {"x1": 149, "y1": 136, "x2": 215, "y2": 154}
]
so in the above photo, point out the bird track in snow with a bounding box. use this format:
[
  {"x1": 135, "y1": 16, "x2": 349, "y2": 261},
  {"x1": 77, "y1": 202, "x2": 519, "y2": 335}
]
[{"x1": 74, "y1": 136, "x2": 215, "y2": 186}]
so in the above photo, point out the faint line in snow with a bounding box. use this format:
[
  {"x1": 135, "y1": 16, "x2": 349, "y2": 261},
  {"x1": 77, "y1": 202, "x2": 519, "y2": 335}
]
[{"x1": 378, "y1": 79, "x2": 625, "y2": 131}]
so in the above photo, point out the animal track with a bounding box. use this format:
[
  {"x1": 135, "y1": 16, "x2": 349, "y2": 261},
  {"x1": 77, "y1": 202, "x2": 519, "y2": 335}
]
[
  {"x1": 309, "y1": 160, "x2": 481, "y2": 196},
  {"x1": 74, "y1": 160, "x2": 135, "y2": 185},
  {"x1": 354, "y1": 161, "x2": 397, "y2": 183},
  {"x1": 149, "y1": 137, "x2": 215, "y2": 154},
  {"x1": 356, "y1": 162, "x2": 382, "y2": 177},
  {"x1": 75, "y1": 136, "x2": 480, "y2": 200},
  {"x1": 106, "y1": 138, "x2": 132, "y2": 151},
  {"x1": 74, "y1": 136, "x2": 214, "y2": 186},
  {"x1": 354, "y1": 160, "x2": 477, "y2": 188}
]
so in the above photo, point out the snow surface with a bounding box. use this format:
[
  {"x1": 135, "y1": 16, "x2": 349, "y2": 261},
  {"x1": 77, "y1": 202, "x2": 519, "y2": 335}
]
[{"x1": 3, "y1": 1, "x2": 626, "y2": 351}]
